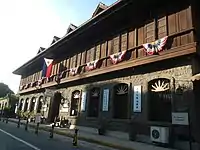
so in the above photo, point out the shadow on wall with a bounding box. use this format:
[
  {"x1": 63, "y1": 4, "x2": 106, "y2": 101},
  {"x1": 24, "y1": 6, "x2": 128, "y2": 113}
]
[{"x1": 71, "y1": 78, "x2": 200, "y2": 144}]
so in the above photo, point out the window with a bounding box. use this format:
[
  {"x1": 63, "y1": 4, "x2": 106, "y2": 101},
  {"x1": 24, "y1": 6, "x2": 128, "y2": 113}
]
[
  {"x1": 70, "y1": 90, "x2": 80, "y2": 116},
  {"x1": 30, "y1": 97, "x2": 36, "y2": 112},
  {"x1": 88, "y1": 88, "x2": 100, "y2": 117}
]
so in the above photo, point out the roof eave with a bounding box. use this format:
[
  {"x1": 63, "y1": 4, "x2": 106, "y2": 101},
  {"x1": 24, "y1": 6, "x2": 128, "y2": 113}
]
[{"x1": 13, "y1": 0, "x2": 123, "y2": 75}]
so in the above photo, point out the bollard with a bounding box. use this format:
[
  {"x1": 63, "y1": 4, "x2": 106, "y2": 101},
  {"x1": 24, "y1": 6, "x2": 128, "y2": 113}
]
[
  {"x1": 49, "y1": 123, "x2": 54, "y2": 138},
  {"x1": 17, "y1": 117, "x2": 21, "y2": 128},
  {"x1": 6, "y1": 117, "x2": 8, "y2": 124},
  {"x1": 35, "y1": 123, "x2": 39, "y2": 135},
  {"x1": 25, "y1": 118, "x2": 28, "y2": 131},
  {"x1": 72, "y1": 128, "x2": 78, "y2": 146}
]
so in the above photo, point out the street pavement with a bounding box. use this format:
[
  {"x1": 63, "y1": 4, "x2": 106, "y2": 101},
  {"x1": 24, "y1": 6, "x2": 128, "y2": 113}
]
[{"x1": 0, "y1": 121, "x2": 117, "y2": 150}]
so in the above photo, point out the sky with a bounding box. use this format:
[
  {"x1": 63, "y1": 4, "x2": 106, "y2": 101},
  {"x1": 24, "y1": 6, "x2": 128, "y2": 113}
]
[{"x1": 0, "y1": 0, "x2": 117, "y2": 93}]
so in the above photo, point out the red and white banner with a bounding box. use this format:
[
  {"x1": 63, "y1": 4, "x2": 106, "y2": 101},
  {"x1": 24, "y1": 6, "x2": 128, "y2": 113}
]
[
  {"x1": 143, "y1": 36, "x2": 168, "y2": 55},
  {"x1": 109, "y1": 50, "x2": 127, "y2": 64},
  {"x1": 85, "y1": 60, "x2": 99, "y2": 71}
]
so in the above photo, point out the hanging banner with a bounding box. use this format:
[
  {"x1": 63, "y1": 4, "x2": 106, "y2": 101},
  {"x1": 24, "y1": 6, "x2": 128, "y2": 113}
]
[
  {"x1": 133, "y1": 85, "x2": 142, "y2": 112},
  {"x1": 102, "y1": 89, "x2": 109, "y2": 111},
  {"x1": 81, "y1": 91, "x2": 87, "y2": 111}
]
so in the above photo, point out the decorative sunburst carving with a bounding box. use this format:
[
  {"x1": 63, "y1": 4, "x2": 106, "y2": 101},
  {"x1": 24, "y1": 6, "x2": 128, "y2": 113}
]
[
  {"x1": 151, "y1": 80, "x2": 169, "y2": 92},
  {"x1": 91, "y1": 89, "x2": 99, "y2": 97},
  {"x1": 73, "y1": 92, "x2": 80, "y2": 99},
  {"x1": 116, "y1": 85, "x2": 128, "y2": 95}
]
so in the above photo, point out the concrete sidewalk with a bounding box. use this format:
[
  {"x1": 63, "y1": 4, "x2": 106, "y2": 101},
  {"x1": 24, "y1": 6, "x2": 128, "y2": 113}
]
[{"x1": 7, "y1": 118, "x2": 176, "y2": 150}]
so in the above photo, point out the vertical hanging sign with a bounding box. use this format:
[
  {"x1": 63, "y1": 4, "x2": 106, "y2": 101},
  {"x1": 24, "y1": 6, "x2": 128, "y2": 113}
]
[
  {"x1": 133, "y1": 85, "x2": 142, "y2": 112},
  {"x1": 102, "y1": 89, "x2": 109, "y2": 111},
  {"x1": 81, "y1": 91, "x2": 87, "y2": 111}
]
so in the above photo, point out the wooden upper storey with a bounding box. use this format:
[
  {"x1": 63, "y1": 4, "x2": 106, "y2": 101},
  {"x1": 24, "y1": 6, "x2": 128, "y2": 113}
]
[{"x1": 17, "y1": 0, "x2": 197, "y2": 93}]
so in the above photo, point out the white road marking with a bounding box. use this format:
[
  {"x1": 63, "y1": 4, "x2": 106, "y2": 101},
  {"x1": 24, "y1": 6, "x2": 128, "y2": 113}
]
[{"x1": 0, "y1": 128, "x2": 41, "y2": 150}]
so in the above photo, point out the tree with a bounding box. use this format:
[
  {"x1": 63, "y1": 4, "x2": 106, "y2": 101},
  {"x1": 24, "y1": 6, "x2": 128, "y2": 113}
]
[{"x1": 0, "y1": 82, "x2": 14, "y2": 97}]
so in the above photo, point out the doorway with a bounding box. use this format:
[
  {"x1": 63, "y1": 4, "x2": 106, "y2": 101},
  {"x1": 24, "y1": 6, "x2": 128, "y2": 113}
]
[
  {"x1": 88, "y1": 88, "x2": 100, "y2": 117},
  {"x1": 48, "y1": 92, "x2": 61, "y2": 122},
  {"x1": 113, "y1": 83, "x2": 129, "y2": 119},
  {"x1": 148, "y1": 78, "x2": 172, "y2": 122}
]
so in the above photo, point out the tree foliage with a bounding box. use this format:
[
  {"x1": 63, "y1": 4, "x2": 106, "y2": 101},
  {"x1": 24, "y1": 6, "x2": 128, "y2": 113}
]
[{"x1": 0, "y1": 82, "x2": 14, "y2": 97}]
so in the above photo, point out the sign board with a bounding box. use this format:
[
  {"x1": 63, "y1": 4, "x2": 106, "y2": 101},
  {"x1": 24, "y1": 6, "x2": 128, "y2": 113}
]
[
  {"x1": 35, "y1": 114, "x2": 41, "y2": 123},
  {"x1": 102, "y1": 89, "x2": 109, "y2": 111},
  {"x1": 172, "y1": 112, "x2": 189, "y2": 125},
  {"x1": 81, "y1": 91, "x2": 87, "y2": 111},
  {"x1": 133, "y1": 85, "x2": 142, "y2": 112}
]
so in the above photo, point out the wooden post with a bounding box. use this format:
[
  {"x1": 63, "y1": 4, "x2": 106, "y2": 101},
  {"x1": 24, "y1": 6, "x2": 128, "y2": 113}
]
[
  {"x1": 35, "y1": 123, "x2": 39, "y2": 135},
  {"x1": 49, "y1": 123, "x2": 54, "y2": 138},
  {"x1": 17, "y1": 117, "x2": 21, "y2": 128},
  {"x1": 25, "y1": 118, "x2": 28, "y2": 131},
  {"x1": 72, "y1": 128, "x2": 78, "y2": 146}
]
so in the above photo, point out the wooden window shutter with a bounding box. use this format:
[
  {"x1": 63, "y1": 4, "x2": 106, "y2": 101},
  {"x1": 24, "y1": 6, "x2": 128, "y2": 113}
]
[
  {"x1": 95, "y1": 44, "x2": 101, "y2": 60},
  {"x1": 121, "y1": 32, "x2": 127, "y2": 51},
  {"x1": 81, "y1": 51, "x2": 86, "y2": 65},
  {"x1": 113, "y1": 36, "x2": 120, "y2": 53},
  {"x1": 145, "y1": 21, "x2": 155, "y2": 43},
  {"x1": 90, "y1": 47, "x2": 95, "y2": 61},
  {"x1": 101, "y1": 41, "x2": 107, "y2": 67},
  {"x1": 77, "y1": 53, "x2": 81, "y2": 66},
  {"x1": 157, "y1": 16, "x2": 167, "y2": 39}
]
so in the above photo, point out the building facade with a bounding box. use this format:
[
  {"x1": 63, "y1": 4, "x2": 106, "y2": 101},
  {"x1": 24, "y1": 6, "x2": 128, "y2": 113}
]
[{"x1": 13, "y1": 0, "x2": 200, "y2": 147}]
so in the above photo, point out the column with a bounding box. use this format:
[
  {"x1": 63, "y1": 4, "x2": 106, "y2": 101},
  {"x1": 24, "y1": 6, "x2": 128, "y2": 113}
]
[
  {"x1": 27, "y1": 99, "x2": 32, "y2": 112},
  {"x1": 22, "y1": 100, "x2": 26, "y2": 112},
  {"x1": 34, "y1": 97, "x2": 39, "y2": 113}
]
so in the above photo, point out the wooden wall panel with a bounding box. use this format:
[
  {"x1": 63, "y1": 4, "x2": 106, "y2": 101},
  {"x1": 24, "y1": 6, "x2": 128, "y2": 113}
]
[
  {"x1": 138, "y1": 26, "x2": 144, "y2": 45},
  {"x1": 121, "y1": 32, "x2": 127, "y2": 51},
  {"x1": 113, "y1": 36, "x2": 120, "y2": 53},
  {"x1": 168, "y1": 13, "x2": 177, "y2": 35},
  {"x1": 101, "y1": 42, "x2": 107, "y2": 67},
  {"x1": 90, "y1": 47, "x2": 95, "y2": 61},
  {"x1": 77, "y1": 53, "x2": 82, "y2": 66},
  {"x1": 145, "y1": 21, "x2": 155, "y2": 43},
  {"x1": 86, "y1": 49, "x2": 91, "y2": 63},
  {"x1": 128, "y1": 30, "x2": 135, "y2": 49},
  {"x1": 81, "y1": 51, "x2": 86, "y2": 65},
  {"x1": 107, "y1": 40, "x2": 112, "y2": 66},
  {"x1": 95, "y1": 44, "x2": 101, "y2": 60},
  {"x1": 157, "y1": 16, "x2": 167, "y2": 38}
]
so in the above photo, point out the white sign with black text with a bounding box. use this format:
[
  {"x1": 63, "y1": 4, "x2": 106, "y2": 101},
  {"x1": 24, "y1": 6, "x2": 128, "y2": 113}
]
[
  {"x1": 133, "y1": 85, "x2": 142, "y2": 112},
  {"x1": 102, "y1": 89, "x2": 109, "y2": 111},
  {"x1": 172, "y1": 112, "x2": 189, "y2": 125},
  {"x1": 81, "y1": 91, "x2": 87, "y2": 111}
]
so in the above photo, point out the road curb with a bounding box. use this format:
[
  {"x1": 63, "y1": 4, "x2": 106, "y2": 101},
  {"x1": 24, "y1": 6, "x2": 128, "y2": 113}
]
[{"x1": 8, "y1": 119, "x2": 135, "y2": 150}]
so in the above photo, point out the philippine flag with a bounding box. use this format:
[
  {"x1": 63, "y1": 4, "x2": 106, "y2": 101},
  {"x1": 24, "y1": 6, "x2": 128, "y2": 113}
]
[{"x1": 42, "y1": 58, "x2": 53, "y2": 78}]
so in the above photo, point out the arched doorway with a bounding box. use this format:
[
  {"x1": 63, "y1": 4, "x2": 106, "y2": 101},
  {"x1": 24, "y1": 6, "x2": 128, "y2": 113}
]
[
  {"x1": 29, "y1": 97, "x2": 36, "y2": 112},
  {"x1": 48, "y1": 92, "x2": 61, "y2": 122},
  {"x1": 37, "y1": 96, "x2": 43, "y2": 113},
  {"x1": 113, "y1": 83, "x2": 129, "y2": 119},
  {"x1": 70, "y1": 90, "x2": 80, "y2": 116},
  {"x1": 88, "y1": 87, "x2": 100, "y2": 117},
  {"x1": 148, "y1": 78, "x2": 172, "y2": 122},
  {"x1": 19, "y1": 99, "x2": 23, "y2": 111},
  {"x1": 24, "y1": 98, "x2": 29, "y2": 112}
]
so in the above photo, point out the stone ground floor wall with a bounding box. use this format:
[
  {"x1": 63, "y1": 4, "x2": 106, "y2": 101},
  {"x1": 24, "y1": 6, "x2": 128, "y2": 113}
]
[{"x1": 18, "y1": 56, "x2": 200, "y2": 142}]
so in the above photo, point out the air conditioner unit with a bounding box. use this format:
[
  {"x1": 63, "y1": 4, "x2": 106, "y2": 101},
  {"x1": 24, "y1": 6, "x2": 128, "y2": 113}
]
[{"x1": 150, "y1": 126, "x2": 169, "y2": 144}]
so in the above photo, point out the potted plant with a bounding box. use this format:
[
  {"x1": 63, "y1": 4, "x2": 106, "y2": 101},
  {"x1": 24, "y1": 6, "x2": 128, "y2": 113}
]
[{"x1": 98, "y1": 117, "x2": 107, "y2": 135}]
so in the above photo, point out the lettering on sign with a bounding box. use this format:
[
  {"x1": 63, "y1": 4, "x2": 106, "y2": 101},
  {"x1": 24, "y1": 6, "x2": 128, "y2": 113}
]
[
  {"x1": 133, "y1": 85, "x2": 142, "y2": 112},
  {"x1": 172, "y1": 112, "x2": 189, "y2": 125},
  {"x1": 102, "y1": 89, "x2": 109, "y2": 111}
]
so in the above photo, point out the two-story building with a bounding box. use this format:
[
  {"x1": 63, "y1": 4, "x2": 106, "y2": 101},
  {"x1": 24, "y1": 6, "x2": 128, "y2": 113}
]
[{"x1": 13, "y1": 0, "x2": 200, "y2": 148}]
